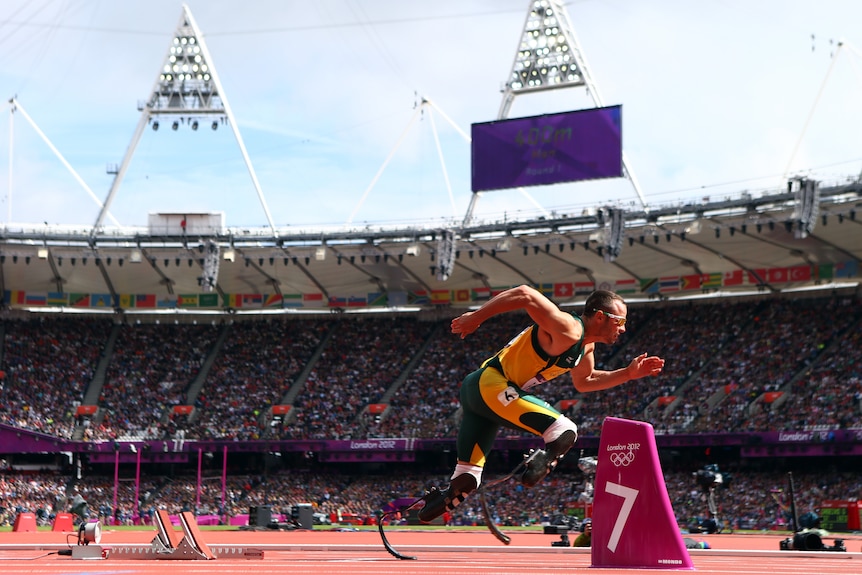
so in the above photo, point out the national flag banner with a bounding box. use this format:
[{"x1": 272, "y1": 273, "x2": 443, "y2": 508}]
[
  {"x1": 119, "y1": 294, "x2": 134, "y2": 309},
  {"x1": 747, "y1": 269, "x2": 766, "y2": 285},
  {"x1": 24, "y1": 293, "x2": 47, "y2": 306},
  {"x1": 283, "y1": 294, "x2": 303, "y2": 308},
  {"x1": 136, "y1": 294, "x2": 156, "y2": 308},
  {"x1": 409, "y1": 290, "x2": 429, "y2": 305},
  {"x1": 177, "y1": 294, "x2": 199, "y2": 308},
  {"x1": 263, "y1": 294, "x2": 283, "y2": 308},
  {"x1": 836, "y1": 260, "x2": 859, "y2": 278},
  {"x1": 701, "y1": 273, "x2": 722, "y2": 289},
  {"x1": 553, "y1": 282, "x2": 573, "y2": 299},
  {"x1": 7, "y1": 290, "x2": 25, "y2": 305},
  {"x1": 222, "y1": 294, "x2": 241, "y2": 308},
  {"x1": 303, "y1": 293, "x2": 325, "y2": 307},
  {"x1": 347, "y1": 295, "x2": 367, "y2": 307},
  {"x1": 816, "y1": 263, "x2": 834, "y2": 280},
  {"x1": 452, "y1": 289, "x2": 470, "y2": 303},
  {"x1": 157, "y1": 297, "x2": 177, "y2": 308},
  {"x1": 535, "y1": 283, "x2": 554, "y2": 298},
  {"x1": 91, "y1": 294, "x2": 113, "y2": 308},
  {"x1": 431, "y1": 289, "x2": 450, "y2": 305},
  {"x1": 367, "y1": 292, "x2": 387, "y2": 307},
  {"x1": 328, "y1": 296, "x2": 347, "y2": 307},
  {"x1": 723, "y1": 270, "x2": 744, "y2": 286},
  {"x1": 766, "y1": 267, "x2": 789, "y2": 283},
  {"x1": 242, "y1": 294, "x2": 264, "y2": 307},
  {"x1": 388, "y1": 291, "x2": 408, "y2": 306},
  {"x1": 199, "y1": 293, "x2": 220, "y2": 307},
  {"x1": 69, "y1": 293, "x2": 90, "y2": 307},
  {"x1": 614, "y1": 278, "x2": 637, "y2": 294},
  {"x1": 471, "y1": 287, "x2": 491, "y2": 301},
  {"x1": 658, "y1": 276, "x2": 679, "y2": 293},
  {"x1": 639, "y1": 278, "x2": 659, "y2": 294},
  {"x1": 787, "y1": 265, "x2": 812, "y2": 283},
  {"x1": 680, "y1": 274, "x2": 701, "y2": 291},
  {"x1": 574, "y1": 281, "x2": 595, "y2": 295},
  {"x1": 47, "y1": 292, "x2": 68, "y2": 306}
]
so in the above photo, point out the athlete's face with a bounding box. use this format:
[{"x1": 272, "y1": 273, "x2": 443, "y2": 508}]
[{"x1": 597, "y1": 301, "x2": 627, "y2": 344}]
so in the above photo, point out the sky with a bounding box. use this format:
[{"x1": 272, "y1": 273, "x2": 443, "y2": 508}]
[{"x1": 1, "y1": 0, "x2": 861, "y2": 231}]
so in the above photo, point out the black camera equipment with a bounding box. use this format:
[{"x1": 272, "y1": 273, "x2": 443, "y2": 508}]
[
  {"x1": 777, "y1": 472, "x2": 845, "y2": 552},
  {"x1": 693, "y1": 464, "x2": 728, "y2": 533}
]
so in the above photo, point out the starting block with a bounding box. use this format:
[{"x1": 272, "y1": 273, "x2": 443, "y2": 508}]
[
  {"x1": 105, "y1": 510, "x2": 218, "y2": 560},
  {"x1": 148, "y1": 510, "x2": 216, "y2": 559},
  {"x1": 590, "y1": 417, "x2": 694, "y2": 570}
]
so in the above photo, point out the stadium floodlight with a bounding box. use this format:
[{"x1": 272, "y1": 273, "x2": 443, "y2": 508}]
[
  {"x1": 504, "y1": 0, "x2": 586, "y2": 96},
  {"x1": 91, "y1": 4, "x2": 277, "y2": 239}
]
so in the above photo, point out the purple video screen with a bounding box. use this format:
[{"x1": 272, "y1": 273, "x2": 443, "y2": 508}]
[{"x1": 471, "y1": 105, "x2": 623, "y2": 192}]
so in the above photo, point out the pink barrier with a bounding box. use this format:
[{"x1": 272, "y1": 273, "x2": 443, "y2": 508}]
[{"x1": 591, "y1": 417, "x2": 693, "y2": 570}]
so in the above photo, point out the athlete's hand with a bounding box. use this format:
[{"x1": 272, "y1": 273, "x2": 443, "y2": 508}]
[
  {"x1": 627, "y1": 353, "x2": 664, "y2": 379},
  {"x1": 451, "y1": 311, "x2": 481, "y2": 339}
]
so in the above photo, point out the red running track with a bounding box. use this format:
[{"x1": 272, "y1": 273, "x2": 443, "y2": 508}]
[{"x1": 1, "y1": 527, "x2": 861, "y2": 575}]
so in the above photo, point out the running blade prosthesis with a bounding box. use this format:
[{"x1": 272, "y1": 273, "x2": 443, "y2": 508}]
[{"x1": 378, "y1": 447, "x2": 558, "y2": 559}]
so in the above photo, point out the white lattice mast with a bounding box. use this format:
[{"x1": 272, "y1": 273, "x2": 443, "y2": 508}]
[
  {"x1": 91, "y1": 4, "x2": 276, "y2": 239},
  {"x1": 463, "y1": 0, "x2": 646, "y2": 225}
]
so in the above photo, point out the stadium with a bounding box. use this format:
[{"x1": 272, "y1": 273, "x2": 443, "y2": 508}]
[{"x1": 0, "y1": 1, "x2": 861, "y2": 571}]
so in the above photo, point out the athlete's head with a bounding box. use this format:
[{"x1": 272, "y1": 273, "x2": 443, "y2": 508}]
[{"x1": 583, "y1": 290, "x2": 627, "y2": 343}]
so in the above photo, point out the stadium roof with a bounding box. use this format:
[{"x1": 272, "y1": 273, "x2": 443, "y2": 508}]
[{"x1": 0, "y1": 180, "x2": 859, "y2": 314}]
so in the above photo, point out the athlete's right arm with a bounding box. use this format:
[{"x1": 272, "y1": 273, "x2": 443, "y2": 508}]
[{"x1": 451, "y1": 285, "x2": 577, "y2": 345}]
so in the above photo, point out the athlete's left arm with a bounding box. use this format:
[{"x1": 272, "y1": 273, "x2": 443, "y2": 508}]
[{"x1": 570, "y1": 349, "x2": 664, "y2": 393}]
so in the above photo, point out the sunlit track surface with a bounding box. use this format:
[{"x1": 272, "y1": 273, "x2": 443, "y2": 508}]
[{"x1": 1, "y1": 531, "x2": 860, "y2": 575}]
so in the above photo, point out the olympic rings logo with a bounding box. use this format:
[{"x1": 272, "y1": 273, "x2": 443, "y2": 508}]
[{"x1": 609, "y1": 450, "x2": 635, "y2": 467}]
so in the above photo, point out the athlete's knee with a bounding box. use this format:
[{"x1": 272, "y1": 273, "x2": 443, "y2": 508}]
[{"x1": 543, "y1": 417, "x2": 578, "y2": 457}]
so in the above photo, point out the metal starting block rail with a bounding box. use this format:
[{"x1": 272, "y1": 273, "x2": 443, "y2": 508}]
[{"x1": 76, "y1": 510, "x2": 263, "y2": 561}]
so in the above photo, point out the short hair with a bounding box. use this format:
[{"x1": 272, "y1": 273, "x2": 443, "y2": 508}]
[{"x1": 584, "y1": 290, "x2": 625, "y2": 318}]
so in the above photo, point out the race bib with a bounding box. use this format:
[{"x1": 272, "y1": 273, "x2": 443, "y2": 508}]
[{"x1": 497, "y1": 385, "x2": 520, "y2": 406}]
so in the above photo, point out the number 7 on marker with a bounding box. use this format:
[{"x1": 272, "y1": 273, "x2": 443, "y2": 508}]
[{"x1": 604, "y1": 481, "x2": 639, "y2": 552}]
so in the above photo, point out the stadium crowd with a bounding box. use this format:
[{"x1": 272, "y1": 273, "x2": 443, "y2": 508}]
[{"x1": 1, "y1": 294, "x2": 860, "y2": 440}]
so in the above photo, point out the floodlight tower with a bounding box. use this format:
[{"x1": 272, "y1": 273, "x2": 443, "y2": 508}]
[
  {"x1": 463, "y1": 0, "x2": 646, "y2": 224},
  {"x1": 91, "y1": 4, "x2": 276, "y2": 239}
]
